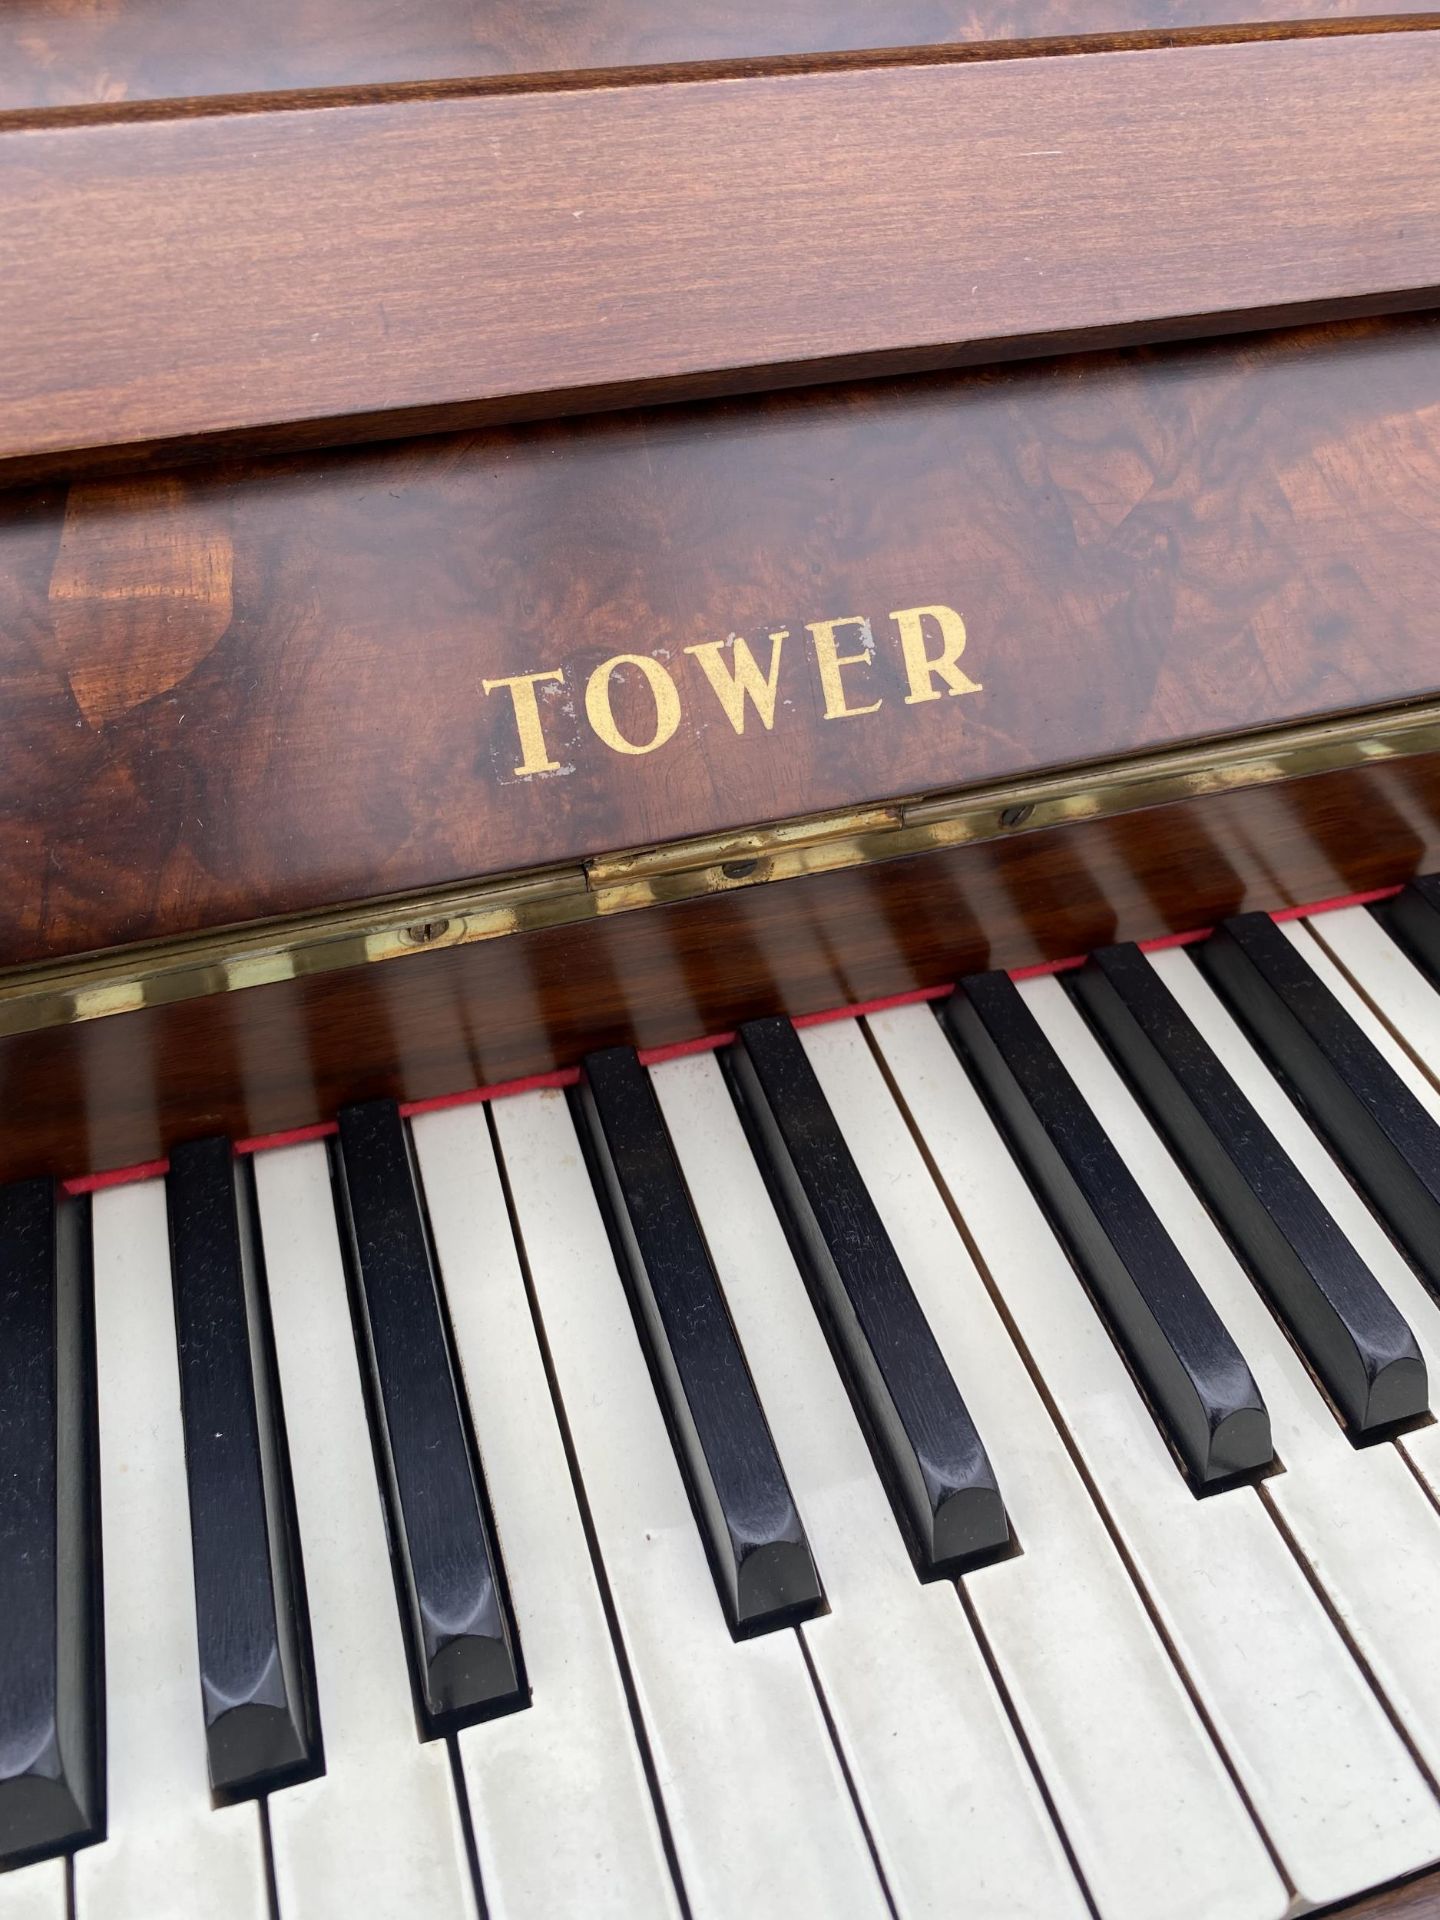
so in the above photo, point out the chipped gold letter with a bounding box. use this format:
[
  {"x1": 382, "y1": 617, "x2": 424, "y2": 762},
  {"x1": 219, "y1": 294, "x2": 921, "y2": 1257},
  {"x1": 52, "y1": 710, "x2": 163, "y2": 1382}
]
[
  {"x1": 483, "y1": 668, "x2": 566, "y2": 776},
  {"x1": 807, "y1": 616, "x2": 883, "y2": 720}
]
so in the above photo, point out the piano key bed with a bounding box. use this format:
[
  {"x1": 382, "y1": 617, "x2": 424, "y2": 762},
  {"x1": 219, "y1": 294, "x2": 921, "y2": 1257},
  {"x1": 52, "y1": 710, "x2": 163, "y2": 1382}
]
[{"x1": 9, "y1": 894, "x2": 1440, "y2": 1918}]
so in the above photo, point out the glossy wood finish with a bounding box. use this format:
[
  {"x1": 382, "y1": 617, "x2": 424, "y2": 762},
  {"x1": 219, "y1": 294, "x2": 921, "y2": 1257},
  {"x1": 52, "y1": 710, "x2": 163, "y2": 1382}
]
[
  {"x1": 4, "y1": 315, "x2": 1440, "y2": 966},
  {"x1": 11, "y1": 12, "x2": 1440, "y2": 1912},
  {"x1": 0, "y1": 740, "x2": 1431, "y2": 1190},
  {"x1": 4, "y1": 2, "x2": 1439, "y2": 110},
  {"x1": 1334, "y1": 1871, "x2": 1440, "y2": 1917},
  {"x1": 5, "y1": 33, "x2": 1440, "y2": 486}
]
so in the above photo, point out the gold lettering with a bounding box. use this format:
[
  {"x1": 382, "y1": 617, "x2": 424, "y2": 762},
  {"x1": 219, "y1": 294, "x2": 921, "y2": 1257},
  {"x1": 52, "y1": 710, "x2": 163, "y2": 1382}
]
[
  {"x1": 892, "y1": 604, "x2": 981, "y2": 705},
  {"x1": 685, "y1": 631, "x2": 787, "y2": 735},
  {"x1": 482, "y1": 668, "x2": 565, "y2": 776},
  {"x1": 585, "y1": 652, "x2": 682, "y2": 756},
  {"x1": 807, "y1": 617, "x2": 883, "y2": 720}
]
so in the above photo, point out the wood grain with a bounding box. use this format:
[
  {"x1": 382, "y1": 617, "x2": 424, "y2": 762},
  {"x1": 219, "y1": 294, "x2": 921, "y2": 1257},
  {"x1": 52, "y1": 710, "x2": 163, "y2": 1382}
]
[
  {"x1": 1331, "y1": 1868, "x2": 1440, "y2": 1916},
  {"x1": 2, "y1": 0, "x2": 1437, "y2": 109},
  {"x1": 2, "y1": 745, "x2": 1436, "y2": 1186},
  {"x1": 3, "y1": 313, "x2": 1440, "y2": 968},
  {"x1": 5, "y1": 32, "x2": 1440, "y2": 483}
]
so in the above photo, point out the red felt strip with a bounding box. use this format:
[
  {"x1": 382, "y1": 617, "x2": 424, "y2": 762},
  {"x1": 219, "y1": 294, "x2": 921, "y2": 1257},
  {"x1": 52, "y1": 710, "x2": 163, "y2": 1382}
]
[
  {"x1": 1137, "y1": 927, "x2": 1213, "y2": 952},
  {"x1": 1270, "y1": 883, "x2": 1402, "y2": 923},
  {"x1": 794, "y1": 983, "x2": 954, "y2": 1027},
  {"x1": 399, "y1": 1068, "x2": 580, "y2": 1117},
  {"x1": 235, "y1": 1120, "x2": 338, "y2": 1155},
  {"x1": 1008, "y1": 882, "x2": 1403, "y2": 981},
  {"x1": 64, "y1": 1157, "x2": 170, "y2": 1196},
  {"x1": 638, "y1": 1030, "x2": 736, "y2": 1067},
  {"x1": 1007, "y1": 953, "x2": 1089, "y2": 982}
]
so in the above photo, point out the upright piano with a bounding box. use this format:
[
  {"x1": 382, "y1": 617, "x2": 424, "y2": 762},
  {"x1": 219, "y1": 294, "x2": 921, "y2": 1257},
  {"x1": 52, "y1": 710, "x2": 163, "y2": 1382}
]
[{"x1": 4, "y1": 5, "x2": 1440, "y2": 1916}]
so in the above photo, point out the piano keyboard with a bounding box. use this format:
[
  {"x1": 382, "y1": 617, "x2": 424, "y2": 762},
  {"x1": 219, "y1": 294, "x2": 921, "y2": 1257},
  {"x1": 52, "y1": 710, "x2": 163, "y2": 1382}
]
[{"x1": 11, "y1": 897, "x2": 1440, "y2": 1919}]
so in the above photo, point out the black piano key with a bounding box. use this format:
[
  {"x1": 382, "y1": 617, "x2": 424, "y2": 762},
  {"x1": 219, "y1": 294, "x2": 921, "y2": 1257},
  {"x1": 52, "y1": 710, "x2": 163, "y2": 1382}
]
[
  {"x1": 1199, "y1": 911, "x2": 1440, "y2": 1300},
  {"x1": 578, "y1": 1047, "x2": 823, "y2": 1635},
  {"x1": 1379, "y1": 873, "x2": 1440, "y2": 997},
  {"x1": 726, "y1": 1016, "x2": 1009, "y2": 1574},
  {"x1": 1072, "y1": 947, "x2": 1426, "y2": 1434},
  {"x1": 334, "y1": 1100, "x2": 524, "y2": 1725},
  {"x1": 942, "y1": 971, "x2": 1272, "y2": 1486},
  {"x1": 0, "y1": 1179, "x2": 100, "y2": 1866},
  {"x1": 167, "y1": 1138, "x2": 319, "y2": 1795}
]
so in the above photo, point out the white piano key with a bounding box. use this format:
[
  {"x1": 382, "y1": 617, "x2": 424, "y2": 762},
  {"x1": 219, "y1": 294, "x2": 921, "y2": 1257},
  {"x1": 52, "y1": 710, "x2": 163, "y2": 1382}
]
[
  {"x1": 650, "y1": 1049, "x2": 1089, "y2": 1920},
  {"x1": 1302, "y1": 904, "x2": 1440, "y2": 1087},
  {"x1": 410, "y1": 1106, "x2": 679, "y2": 1920},
  {"x1": 75, "y1": 1182, "x2": 268, "y2": 1920},
  {"x1": 738, "y1": 1023, "x2": 1287, "y2": 1920},
  {"x1": 1292, "y1": 905, "x2": 1440, "y2": 1276},
  {"x1": 490, "y1": 1087, "x2": 888, "y2": 1920},
  {"x1": 0, "y1": 1861, "x2": 65, "y2": 1920},
  {"x1": 1021, "y1": 969, "x2": 1440, "y2": 1826},
  {"x1": 1255, "y1": 915, "x2": 1440, "y2": 1499},
  {"x1": 870, "y1": 996, "x2": 1440, "y2": 1908},
  {"x1": 251, "y1": 1143, "x2": 476, "y2": 1920}
]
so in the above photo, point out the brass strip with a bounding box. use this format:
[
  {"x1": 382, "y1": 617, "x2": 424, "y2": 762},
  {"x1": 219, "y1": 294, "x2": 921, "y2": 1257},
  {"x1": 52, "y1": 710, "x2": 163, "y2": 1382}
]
[
  {"x1": 902, "y1": 700, "x2": 1440, "y2": 842},
  {"x1": 0, "y1": 866, "x2": 592, "y2": 1037},
  {"x1": 2, "y1": 697, "x2": 1438, "y2": 1040},
  {"x1": 585, "y1": 804, "x2": 903, "y2": 886}
]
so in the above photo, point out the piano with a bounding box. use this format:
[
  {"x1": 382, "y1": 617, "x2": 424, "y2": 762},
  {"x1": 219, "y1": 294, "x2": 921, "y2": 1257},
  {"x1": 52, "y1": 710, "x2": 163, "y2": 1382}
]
[{"x1": 5, "y1": 4, "x2": 1440, "y2": 1916}]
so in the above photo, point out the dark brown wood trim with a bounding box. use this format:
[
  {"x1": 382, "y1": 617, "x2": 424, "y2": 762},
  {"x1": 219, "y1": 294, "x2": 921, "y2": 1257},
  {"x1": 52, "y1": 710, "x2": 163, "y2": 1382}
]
[
  {"x1": 1328, "y1": 1866, "x2": 1440, "y2": 1917},
  {"x1": 5, "y1": 32, "x2": 1440, "y2": 483},
  {"x1": 3, "y1": 16, "x2": 1437, "y2": 130}
]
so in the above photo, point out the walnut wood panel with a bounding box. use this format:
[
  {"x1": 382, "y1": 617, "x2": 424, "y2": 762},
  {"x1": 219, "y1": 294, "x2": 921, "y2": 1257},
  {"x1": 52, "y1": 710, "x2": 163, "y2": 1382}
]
[
  {"x1": 0, "y1": 747, "x2": 1433, "y2": 1185},
  {"x1": 3, "y1": 314, "x2": 1440, "y2": 967},
  {"x1": 5, "y1": 32, "x2": 1440, "y2": 484},
  {"x1": 1, "y1": 0, "x2": 1436, "y2": 109}
]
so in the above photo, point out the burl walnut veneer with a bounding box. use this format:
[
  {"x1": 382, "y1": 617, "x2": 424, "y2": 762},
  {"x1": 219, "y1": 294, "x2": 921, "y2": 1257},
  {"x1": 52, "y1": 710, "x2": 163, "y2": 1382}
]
[{"x1": 0, "y1": 312, "x2": 1438, "y2": 1181}]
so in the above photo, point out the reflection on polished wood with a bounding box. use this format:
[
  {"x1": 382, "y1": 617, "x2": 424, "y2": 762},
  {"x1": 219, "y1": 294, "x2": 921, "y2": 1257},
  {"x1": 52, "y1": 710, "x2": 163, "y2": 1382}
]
[
  {"x1": 5, "y1": 315, "x2": 1440, "y2": 967},
  {"x1": 2, "y1": 698, "x2": 1434, "y2": 1043},
  {"x1": 4, "y1": 32, "x2": 1440, "y2": 483},
  {"x1": 0, "y1": 749, "x2": 1434, "y2": 1187},
  {"x1": 2, "y1": 0, "x2": 1438, "y2": 109},
  {"x1": 8, "y1": 5, "x2": 1440, "y2": 1910},
  {"x1": 47, "y1": 478, "x2": 235, "y2": 726}
]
